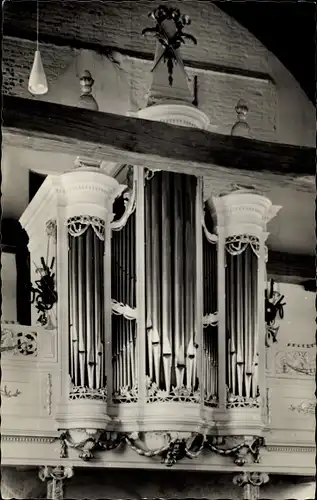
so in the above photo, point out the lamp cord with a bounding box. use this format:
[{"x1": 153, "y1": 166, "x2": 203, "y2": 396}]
[{"x1": 36, "y1": 0, "x2": 39, "y2": 51}]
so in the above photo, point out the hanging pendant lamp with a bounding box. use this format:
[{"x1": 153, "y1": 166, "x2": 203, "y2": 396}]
[{"x1": 28, "y1": 0, "x2": 48, "y2": 95}]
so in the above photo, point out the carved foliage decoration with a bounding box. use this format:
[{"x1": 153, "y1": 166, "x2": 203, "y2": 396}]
[
  {"x1": 1, "y1": 328, "x2": 38, "y2": 356},
  {"x1": 289, "y1": 401, "x2": 315, "y2": 414},
  {"x1": 276, "y1": 349, "x2": 316, "y2": 377},
  {"x1": 68, "y1": 377, "x2": 107, "y2": 402}
]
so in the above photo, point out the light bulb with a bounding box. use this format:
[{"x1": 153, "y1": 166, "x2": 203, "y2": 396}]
[{"x1": 28, "y1": 50, "x2": 48, "y2": 95}]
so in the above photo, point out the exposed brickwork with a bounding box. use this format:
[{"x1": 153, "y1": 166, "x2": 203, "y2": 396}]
[{"x1": 3, "y1": 1, "x2": 269, "y2": 73}]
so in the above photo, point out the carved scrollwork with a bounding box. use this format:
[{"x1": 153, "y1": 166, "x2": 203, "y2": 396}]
[
  {"x1": 111, "y1": 184, "x2": 136, "y2": 231},
  {"x1": 203, "y1": 312, "x2": 218, "y2": 327},
  {"x1": 225, "y1": 234, "x2": 260, "y2": 257},
  {"x1": 66, "y1": 215, "x2": 105, "y2": 240},
  {"x1": 202, "y1": 218, "x2": 218, "y2": 244},
  {"x1": 111, "y1": 299, "x2": 137, "y2": 320}
]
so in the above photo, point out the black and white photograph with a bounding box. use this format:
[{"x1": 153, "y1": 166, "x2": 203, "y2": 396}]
[{"x1": 1, "y1": 1, "x2": 315, "y2": 498}]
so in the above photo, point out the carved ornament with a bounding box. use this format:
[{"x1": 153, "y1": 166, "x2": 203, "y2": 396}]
[{"x1": 58, "y1": 430, "x2": 265, "y2": 467}]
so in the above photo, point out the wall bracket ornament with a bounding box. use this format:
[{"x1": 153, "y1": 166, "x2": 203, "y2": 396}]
[{"x1": 59, "y1": 430, "x2": 265, "y2": 467}]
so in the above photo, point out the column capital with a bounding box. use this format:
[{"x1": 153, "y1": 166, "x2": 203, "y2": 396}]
[
  {"x1": 212, "y1": 190, "x2": 281, "y2": 238},
  {"x1": 233, "y1": 472, "x2": 269, "y2": 500}
]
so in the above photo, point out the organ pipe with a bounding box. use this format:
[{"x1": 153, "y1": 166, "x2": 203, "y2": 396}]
[
  {"x1": 68, "y1": 226, "x2": 106, "y2": 389},
  {"x1": 111, "y1": 208, "x2": 137, "y2": 401},
  {"x1": 225, "y1": 244, "x2": 258, "y2": 399},
  {"x1": 202, "y1": 206, "x2": 218, "y2": 405}
]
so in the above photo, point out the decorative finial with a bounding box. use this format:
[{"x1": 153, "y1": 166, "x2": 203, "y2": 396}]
[
  {"x1": 231, "y1": 99, "x2": 251, "y2": 138},
  {"x1": 78, "y1": 70, "x2": 99, "y2": 111},
  {"x1": 142, "y1": 5, "x2": 197, "y2": 86}
]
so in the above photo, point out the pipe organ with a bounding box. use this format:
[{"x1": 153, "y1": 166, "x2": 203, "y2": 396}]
[{"x1": 20, "y1": 108, "x2": 281, "y2": 457}]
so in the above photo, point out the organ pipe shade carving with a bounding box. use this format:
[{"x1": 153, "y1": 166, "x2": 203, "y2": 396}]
[
  {"x1": 225, "y1": 241, "x2": 259, "y2": 402},
  {"x1": 144, "y1": 171, "x2": 198, "y2": 400},
  {"x1": 68, "y1": 224, "x2": 106, "y2": 393}
]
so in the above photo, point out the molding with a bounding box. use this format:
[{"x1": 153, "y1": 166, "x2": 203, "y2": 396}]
[
  {"x1": 265, "y1": 445, "x2": 315, "y2": 453},
  {"x1": 212, "y1": 191, "x2": 280, "y2": 238},
  {"x1": 2, "y1": 435, "x2": 57, "y2": 443},
  {"x1": 46, "y1": 373, "x2": 53, "y2": 416},
  {"x1": 132, "y1": 103, "x2": 210, "y2": 130}
]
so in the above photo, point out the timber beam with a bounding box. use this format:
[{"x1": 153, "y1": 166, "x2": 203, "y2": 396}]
[
  {"x1": 3, "y1": 96, "x2": 315, "y2": 185},
  {"x1": 267, "y1": 251, "x2": 315, "y2": 285}
]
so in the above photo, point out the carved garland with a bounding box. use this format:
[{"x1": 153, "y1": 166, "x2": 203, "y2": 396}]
[
  {"x1": 66, "y1": 215, "x2": 105, "y2": 240},
  {"x1": 225, "y1": 234, "x2": 260, "y2": 257},
  {"x1": 59, "y1": 431, "x2": 266, "y2": 467}
]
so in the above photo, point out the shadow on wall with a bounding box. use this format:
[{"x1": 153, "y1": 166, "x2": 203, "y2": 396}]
[{"x1": 63, "y1": 468, "x2": 315, "y2": 500}]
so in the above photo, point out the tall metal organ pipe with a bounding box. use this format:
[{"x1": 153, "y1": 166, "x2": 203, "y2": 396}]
[
  {"x1": 202, "y1": 205, "x2": 218, "y2": 405},
  {"x1": 144, "y1": 171, "x2": 198, "y2": 399},
  {"x1": 68, "y1": 226, "x2": 106, "y2": 390}
]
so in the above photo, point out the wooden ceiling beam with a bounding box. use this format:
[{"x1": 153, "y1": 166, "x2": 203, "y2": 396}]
[
  {"x1": 3, "y1": 96, "x2": 314, "y2": 186},
  {"x1": 267, "y1": 250, "x2": 315, "y2": 285}
]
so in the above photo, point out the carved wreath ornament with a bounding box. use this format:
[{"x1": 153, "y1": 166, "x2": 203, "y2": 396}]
[{"x1": 59, "y1": 430, "x2": 265, "y2": 467}]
